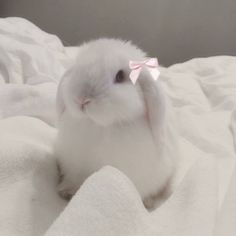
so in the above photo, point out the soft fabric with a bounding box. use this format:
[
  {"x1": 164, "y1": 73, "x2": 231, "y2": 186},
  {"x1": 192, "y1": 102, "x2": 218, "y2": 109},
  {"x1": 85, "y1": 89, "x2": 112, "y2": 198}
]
[
  {"x1": 0, "y1": 17, "x2": 77, "y2": 126},
  {"x1": 0, "y1": 17, "x2": 235, "y2": 235},
  {"x1": 0, "y1": 117, "x2": 66, "y2": 236}
]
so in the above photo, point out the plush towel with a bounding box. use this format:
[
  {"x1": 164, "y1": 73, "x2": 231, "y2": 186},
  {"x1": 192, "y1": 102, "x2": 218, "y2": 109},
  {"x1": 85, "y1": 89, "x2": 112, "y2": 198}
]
[
  {"x1": 45, "y1": 158, "x2": 218, "y2": 236},
  {"x1": 0, "y1": 17, "x2": 235, "y2": 236},
  {"x1": 0, "y1": 116, "x2": 66, "y2": 236},
  {"x1": 0, "y1": 17, "x2": 77, "y2": 126}
]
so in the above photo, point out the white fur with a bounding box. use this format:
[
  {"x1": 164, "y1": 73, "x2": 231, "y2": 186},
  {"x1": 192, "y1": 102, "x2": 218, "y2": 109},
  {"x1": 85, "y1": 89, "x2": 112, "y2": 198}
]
[{"x1": 55, "y1": 38, "x2": 176, "y2": 207}]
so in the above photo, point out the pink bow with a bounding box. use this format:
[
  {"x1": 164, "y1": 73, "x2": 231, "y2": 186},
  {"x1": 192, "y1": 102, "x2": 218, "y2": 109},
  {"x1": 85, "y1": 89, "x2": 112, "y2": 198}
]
[{"x1": 129, "y1": 58, "x2": 160, "y2": 84}]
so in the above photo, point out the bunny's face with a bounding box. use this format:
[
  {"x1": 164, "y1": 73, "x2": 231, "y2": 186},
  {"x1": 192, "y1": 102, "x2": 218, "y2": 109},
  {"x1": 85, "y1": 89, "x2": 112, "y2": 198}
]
[{"x1": 60, "y1": 39, "x2": 147, "y2": 126}]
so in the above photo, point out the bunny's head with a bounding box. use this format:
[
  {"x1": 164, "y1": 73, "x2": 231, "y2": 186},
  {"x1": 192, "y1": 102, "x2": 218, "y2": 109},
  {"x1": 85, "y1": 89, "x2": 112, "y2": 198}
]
[{"x1": 57, "y1": 38, "x2": 159, "y2": 126}]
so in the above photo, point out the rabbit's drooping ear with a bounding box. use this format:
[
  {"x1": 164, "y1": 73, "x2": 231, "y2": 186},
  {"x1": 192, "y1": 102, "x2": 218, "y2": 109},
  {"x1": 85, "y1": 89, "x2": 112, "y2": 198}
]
[
  {"x1": 138, "y1": 70, "x2": 167, "y2": 148},
  {"x1": 56, "y1": 72, "x2": 68, "y2": 118}
]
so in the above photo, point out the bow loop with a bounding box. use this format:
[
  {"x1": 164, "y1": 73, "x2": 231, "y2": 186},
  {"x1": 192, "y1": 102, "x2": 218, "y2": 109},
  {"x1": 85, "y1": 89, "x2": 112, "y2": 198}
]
[
  {"x1": 129, "y1": 61, "x2": 143, "y2": 70},
  {"x1": 145, "y1": 58, "x2": 158, "y2": 68}
]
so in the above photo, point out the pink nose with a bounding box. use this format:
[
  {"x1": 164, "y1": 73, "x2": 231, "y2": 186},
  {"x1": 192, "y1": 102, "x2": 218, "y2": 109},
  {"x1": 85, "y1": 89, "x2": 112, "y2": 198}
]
[{"x1": 77, "y1": 98, "x2": 91, "y2": 110}]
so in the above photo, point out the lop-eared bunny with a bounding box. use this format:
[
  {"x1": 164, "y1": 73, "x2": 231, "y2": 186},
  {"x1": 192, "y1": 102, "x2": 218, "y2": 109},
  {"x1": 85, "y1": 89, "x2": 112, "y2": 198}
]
[{"x1": 55, "y1": 38, "x2": 177, "y2": 209}]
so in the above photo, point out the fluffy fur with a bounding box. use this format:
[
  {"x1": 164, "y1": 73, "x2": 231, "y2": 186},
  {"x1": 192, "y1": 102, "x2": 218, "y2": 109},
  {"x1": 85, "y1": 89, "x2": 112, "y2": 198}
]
[{"x1": 55, "y1": 38, "x2": 176, "y2": 209}]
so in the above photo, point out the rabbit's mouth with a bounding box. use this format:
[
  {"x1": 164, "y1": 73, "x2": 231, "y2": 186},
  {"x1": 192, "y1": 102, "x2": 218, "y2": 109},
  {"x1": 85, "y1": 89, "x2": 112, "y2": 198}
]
[{"x1": 74, "y1": 97, "x2": 91, "y2": 112}]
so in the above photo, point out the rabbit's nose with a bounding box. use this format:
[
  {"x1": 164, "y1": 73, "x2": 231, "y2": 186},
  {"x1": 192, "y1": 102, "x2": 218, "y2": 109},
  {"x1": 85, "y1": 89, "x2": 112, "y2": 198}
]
[{"x1": 77, "y1": 98, "x2": 91, "y2": 110}]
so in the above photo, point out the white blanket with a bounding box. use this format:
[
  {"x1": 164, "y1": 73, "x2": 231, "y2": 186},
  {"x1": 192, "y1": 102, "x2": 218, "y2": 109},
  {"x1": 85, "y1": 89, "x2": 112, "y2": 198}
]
[{"x1": 0, "y1": 17, "x2": 235, "y2": 236}]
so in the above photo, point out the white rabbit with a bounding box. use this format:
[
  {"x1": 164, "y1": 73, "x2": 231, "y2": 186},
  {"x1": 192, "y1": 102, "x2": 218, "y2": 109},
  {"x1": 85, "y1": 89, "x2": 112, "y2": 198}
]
[{"x1": 55, "y1": 38, "x2": 177, "y2": 209}]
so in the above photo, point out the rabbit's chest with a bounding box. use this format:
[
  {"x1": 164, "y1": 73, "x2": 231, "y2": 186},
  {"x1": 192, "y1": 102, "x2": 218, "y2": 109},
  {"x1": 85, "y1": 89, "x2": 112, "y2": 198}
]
[{"x1": 71, "y1": 118, "x2": 158, "y2": 169}]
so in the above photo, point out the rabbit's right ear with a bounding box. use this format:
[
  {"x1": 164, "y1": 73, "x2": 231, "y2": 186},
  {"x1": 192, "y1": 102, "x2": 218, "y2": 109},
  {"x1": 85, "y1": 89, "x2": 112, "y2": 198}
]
[{"x1": 138, "y1": 70, "x2": 167, "y2": 148}]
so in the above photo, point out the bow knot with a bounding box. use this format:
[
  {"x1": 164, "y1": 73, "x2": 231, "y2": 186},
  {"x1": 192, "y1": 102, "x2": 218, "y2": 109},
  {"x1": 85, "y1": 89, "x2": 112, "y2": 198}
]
[{"x1": 129, "y1": 58, "x2": 160, "y2": 84}]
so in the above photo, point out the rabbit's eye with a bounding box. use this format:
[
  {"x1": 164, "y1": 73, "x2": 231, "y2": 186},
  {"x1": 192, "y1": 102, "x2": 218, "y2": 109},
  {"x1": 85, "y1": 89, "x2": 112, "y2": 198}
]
[{"x1": 114, "y1": 70, "x2": 126, "y2": 83}]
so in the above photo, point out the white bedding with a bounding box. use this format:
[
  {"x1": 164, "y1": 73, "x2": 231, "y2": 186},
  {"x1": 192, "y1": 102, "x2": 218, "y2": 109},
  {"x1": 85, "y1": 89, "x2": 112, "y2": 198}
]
[{"x1": 0, "y1": 17, "x2": 236, "y2": 236}]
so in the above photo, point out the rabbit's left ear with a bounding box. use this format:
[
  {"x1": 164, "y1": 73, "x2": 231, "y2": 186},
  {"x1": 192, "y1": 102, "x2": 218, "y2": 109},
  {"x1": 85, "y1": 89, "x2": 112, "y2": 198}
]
[
  {"x1": 138, "y1": 70, "x2": 167, "y2": 147},
  {"x1": 56, "y1": 69, "x2": 70, "y2": 117},
  {"x1": 56, "y1": 77, "x2": 66, "y2": 117}
]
